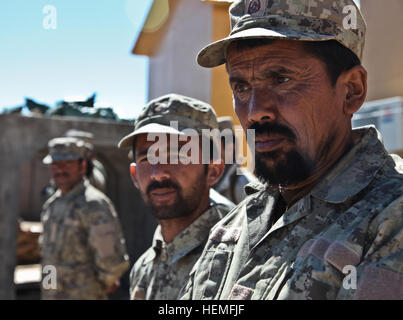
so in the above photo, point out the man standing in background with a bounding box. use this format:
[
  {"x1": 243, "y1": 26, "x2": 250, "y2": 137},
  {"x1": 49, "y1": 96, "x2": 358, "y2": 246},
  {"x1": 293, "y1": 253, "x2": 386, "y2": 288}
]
[{"x1": 40, "y1": 136, "x2": 129, "y2": 299}]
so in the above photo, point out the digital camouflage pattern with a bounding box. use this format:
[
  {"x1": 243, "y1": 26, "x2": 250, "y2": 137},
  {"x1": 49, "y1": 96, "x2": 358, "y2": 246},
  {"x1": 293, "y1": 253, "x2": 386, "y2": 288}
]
[
  {"x1": 197, "y1": 0, "x2": 366, "y2": 67},
  {"x1": 118, "y1": 94, "x2": 219, "y2": 149},
  {"x1": 214, "y1": 163, "x2": 258, "y2": 204},
  {"x1": 42, "y1": 137, "x2": 87, "y2": 164},
  {"x1": 181, "y1": 127, "x2": 403, "y2": 300},
  {"x1": 40, "y1": 179, "x2": 130, "y2": 300},
  {"x1": 129, "y1": 195, "x2": 235, "y2": 300}
]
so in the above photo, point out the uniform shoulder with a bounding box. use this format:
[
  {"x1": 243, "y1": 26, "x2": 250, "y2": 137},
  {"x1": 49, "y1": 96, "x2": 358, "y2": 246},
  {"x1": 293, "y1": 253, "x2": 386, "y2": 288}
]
[
  {"x1": 130, "y1": 247, "x2": 156, "y2": 284},
  {"x1": 210, "y1": 188, "x2": 235, "y2": 213},
  {"x1": 75, "y1": 184, "x2": 118, "y2": 223},
  {"x1": 389, "y1": 153, "x2": 403, "y2": 176},
  {"x1": 211, "y1": 188, "x2": 266, "y2": 230},
  {"x1": 42, "y1": 191, "x2": 59, "y2": 208},
  {"x1": 81, "y1": 184, "x2": 114, "y2": 209},
  {"x1": 372, "y1": 153, "x2": 403, "y2": 198}
]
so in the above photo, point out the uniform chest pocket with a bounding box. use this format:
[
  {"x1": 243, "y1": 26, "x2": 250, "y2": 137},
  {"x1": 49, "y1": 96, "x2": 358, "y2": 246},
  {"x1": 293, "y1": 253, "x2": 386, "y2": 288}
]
[
  {"x1": 200, "y1": 249, "x2": 234, "y2": 300},
  {"x1": 57, "y1": 218, "x2": 88, "y2": 261},
  {"x1": 192, "y1": 226, "x2": 241, "y2": 300}
]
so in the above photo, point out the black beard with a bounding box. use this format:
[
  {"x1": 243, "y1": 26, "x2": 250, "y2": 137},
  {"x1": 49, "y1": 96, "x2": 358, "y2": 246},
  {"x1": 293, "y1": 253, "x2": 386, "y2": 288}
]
[
  {"x1": 148, "y1": 193, "x2": 193, "y2": 220},
  {"x1": 145, "y1": 175, "x2": 207, "y2": 220},
  {"x1": 249, "y1": 121, "x2": 314, "y2": 187},
  {"x1": 255, "y1": 149, "x2": 315, "y2": 187}
]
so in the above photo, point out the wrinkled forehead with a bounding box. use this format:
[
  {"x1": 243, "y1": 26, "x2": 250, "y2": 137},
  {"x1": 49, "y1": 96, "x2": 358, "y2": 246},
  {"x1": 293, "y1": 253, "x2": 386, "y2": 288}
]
[
  {"x1": 226, "y1": 39, "x2": 308, "y2": 65},
  {"x1": 50, "y1": 159, "x2": 81, "y2": 167}
]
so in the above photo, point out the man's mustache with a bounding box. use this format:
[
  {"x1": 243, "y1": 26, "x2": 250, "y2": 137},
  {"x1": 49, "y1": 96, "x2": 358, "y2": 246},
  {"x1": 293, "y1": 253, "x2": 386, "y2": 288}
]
[
  {"x1": 248, "y1": 122, "x2": 296, "y2": 140},
  {"x1": 53, "y1": 172, "x2": 69, "y2": 178},
  {"x1": 146, "y1": 179, "x2": 180, "y2": 195}
]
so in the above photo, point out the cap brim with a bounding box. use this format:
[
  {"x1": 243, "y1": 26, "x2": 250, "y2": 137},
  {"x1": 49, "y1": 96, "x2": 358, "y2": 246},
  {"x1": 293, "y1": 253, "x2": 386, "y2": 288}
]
[
  {"x1": 42, "y1": 154, "x2": 81, "y2": 164},
  {"x1": 118, "y1": 123, "x2": 189, "y2": 149},
  {"x1": 42, "y1": 155, "x2": 52, "y2": 164},
  {"x1": 197, "y1": 27, "x2": 335, "y2": 68}
]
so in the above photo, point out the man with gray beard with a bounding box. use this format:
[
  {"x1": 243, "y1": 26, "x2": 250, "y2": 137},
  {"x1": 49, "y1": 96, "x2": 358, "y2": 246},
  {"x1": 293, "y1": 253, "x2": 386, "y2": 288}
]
[{"x1": 180, "y1": 0, "x2": 403, "y2": 300}]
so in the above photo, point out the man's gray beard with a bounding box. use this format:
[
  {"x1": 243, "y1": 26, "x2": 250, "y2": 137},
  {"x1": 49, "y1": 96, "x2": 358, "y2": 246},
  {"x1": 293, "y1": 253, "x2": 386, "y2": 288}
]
[{"x1": 255, "y1": 149, "x2": 315, "y2": 187}]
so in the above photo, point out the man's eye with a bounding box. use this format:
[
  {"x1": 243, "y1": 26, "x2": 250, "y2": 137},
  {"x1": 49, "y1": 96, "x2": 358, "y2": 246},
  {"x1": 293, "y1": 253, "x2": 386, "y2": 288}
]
[
  {"x1": 277, "y1": 76, "x2": 291, "y2": 84},
  {"x1": 234, "y1": 83, "x2": 250, "y2": 95}
]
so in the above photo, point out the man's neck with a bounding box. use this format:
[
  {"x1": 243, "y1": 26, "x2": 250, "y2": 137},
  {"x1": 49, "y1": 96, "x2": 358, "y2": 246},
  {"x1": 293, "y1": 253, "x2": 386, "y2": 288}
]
[
  {"x1": 279, "y1": 134, "x2": 355, "y2": 208},
  {"x1": 159, "y1": 193, "x2": 210, "y2": 243},
  {"x1": 59, "y1": 178, "x2": 84, "y2": 196}
]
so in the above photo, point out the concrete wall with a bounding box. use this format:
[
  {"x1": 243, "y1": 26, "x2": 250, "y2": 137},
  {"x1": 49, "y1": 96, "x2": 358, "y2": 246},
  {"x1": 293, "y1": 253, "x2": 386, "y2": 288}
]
[
  {"x1": 0, "y1": 114, "x2": 157, "y2": 299},
  {"x1": 361, "y1": 0, "x2": 403, "y2": 101},
  {"x1": 148, "y1": 0, "x2": 212, "y2": 103}
]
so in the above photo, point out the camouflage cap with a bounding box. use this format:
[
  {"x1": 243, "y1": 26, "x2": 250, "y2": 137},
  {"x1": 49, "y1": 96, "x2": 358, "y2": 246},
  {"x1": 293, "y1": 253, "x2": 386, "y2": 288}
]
[
  {"x1": 64, "y1": 129, "x2": 94, "y2": 152},
  {"x1": 218, "y1": 116, "x2": 234, "y2": 132},
  {"x1": 197, "y1": 0, "x2": 366, "y2": 68},
  {"x1": 43, "y1": 137, "x2": 87, "y2": 164},
  {"x1": 118, "y1": 93, "x2": 219, "y2": 149}
]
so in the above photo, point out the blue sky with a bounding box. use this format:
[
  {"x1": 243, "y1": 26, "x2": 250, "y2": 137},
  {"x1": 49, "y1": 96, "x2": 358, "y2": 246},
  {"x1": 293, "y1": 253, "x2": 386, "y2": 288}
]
[
  {"x1": 0, "y1": 0, "x2": 153, "y2": 119},
  {"x1": 0, "y1": 0, "x2": 361, "y2": 119}
]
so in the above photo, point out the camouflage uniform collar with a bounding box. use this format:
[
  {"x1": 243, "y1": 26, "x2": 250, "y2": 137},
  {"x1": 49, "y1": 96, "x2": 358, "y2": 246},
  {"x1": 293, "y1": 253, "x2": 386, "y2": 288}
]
[
  {"x1": 244, "y1": 179, "x2": 266, "y2": 195},
  {"x1": 245, "y1": 126, "x2": 387, "y2": 203},
  {"x1": 215, "y1": 163, "x2": 238, "y2": 190},
  {"x1": 56, "y1": 178, "x2": 88, "y2": 201},
  {"x1": 311, "y1": 126, "x2": 388, "y2": 203},
  {"x1": 151, "y1": 205, "x2": 223, "y2": 265}
]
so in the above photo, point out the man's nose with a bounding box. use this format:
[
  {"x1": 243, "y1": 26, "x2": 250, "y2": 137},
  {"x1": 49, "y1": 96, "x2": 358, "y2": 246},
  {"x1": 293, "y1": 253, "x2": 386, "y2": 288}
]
[
  {"x1": 149, "y1": 165, "x2": 171, "y2": 182},
  {"x1": 52, "y1": 163, "x2": 66, "y2": 172},
  {"x1": 248, "y1": 86, "x2": 278, "y2": 124}
]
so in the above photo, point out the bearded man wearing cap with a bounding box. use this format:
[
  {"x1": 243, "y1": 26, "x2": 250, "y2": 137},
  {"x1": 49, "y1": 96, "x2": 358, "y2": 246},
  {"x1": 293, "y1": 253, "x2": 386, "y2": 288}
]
[
  {"x1": 40, "y1": 137, "x2": 129, "y2": 299},
  {"x1": 118, "y1": 93, "x2": 235, "y2": 299},
  {"x1": 180, "y1": 0, "x2": 403, "y2": 300}
]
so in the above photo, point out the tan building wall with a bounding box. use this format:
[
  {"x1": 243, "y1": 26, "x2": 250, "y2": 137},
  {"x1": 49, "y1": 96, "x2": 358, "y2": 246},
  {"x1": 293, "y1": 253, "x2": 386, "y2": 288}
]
[
  {"x1": 361, "y1": 0, "x2": 403, "y2": 101},
  {"x1": 133, "y1": 0, "x2": 235, "y2": 117}
]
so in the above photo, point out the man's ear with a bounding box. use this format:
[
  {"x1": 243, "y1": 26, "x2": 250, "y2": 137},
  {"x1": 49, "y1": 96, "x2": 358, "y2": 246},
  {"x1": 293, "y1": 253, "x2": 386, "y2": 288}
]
[
  {"x1": 80, "y1": 160, "x2": 88, "y2": 176},
  {"x1": 206, "y1": 162, "x2": 225, "y2": 187},
  {"x1": 340, "y1": 65, "x2": 367, "y2": 116},
  {"x1": 130, "y1": 163, "x2": 139, "y2": 189}
]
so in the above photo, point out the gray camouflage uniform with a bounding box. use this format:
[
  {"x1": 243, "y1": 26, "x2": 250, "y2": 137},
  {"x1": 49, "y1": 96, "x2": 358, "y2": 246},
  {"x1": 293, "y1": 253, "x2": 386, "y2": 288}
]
[
  {"x1": 129, "y1": 194, "x2": 234, "y2": 300},
  {"x1": 180, "y1": 0, "x2": 402, "y2": 300},
  {"x1": 214, "y1": 164, "x2": 257, "y2": 205},
  {"x1": 117, "y1": 94, "x2": 236, "y2": 300},
  {"x1": 181, "y1": 127, "x2": 403, "y2": 300}
]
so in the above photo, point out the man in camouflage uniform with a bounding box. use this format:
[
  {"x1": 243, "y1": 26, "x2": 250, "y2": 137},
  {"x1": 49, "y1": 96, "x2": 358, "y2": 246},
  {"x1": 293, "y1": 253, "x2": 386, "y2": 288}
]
[
  {"x1": 181, "y1": 0, "x2": 403, "y2": 300},
  {"x1": 40, "y1": 137, "x2": 129, "y2": 299},
  {"x1": 213, "y1": 116, "x2": 258, "y2": 204},
  {"x1": 118, "y1": 94, "x2": 235, "y2": 299},
  {"x1": 63, "y1": 129, "x2": 108, "y2": 193}
]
